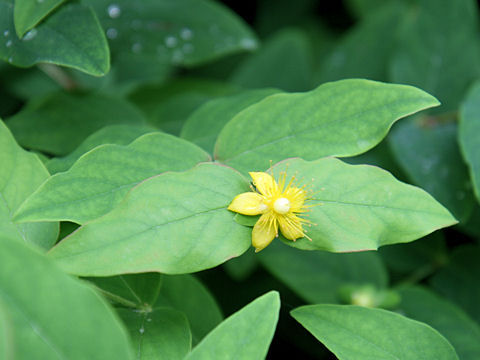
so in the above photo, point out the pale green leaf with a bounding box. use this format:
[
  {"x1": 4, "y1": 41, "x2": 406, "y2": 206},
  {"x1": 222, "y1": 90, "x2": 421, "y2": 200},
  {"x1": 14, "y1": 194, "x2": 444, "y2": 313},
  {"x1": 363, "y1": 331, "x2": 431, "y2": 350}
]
[
  {"x1": 186, "y1": 291, "x2": 280, "y2": 360},
  {"x1": 46, "y1": 124, "x2": 156, "y2": 174},
  {"x1": 0, "y1": 299, "x2": 14, "y2": 360},
  {"x1": 14, "y1": 132, "x2": 211, "y2": 224},
  {"x1": 1, "y1": 2, "x2": 109, "y2": 76},
  {"x1": 6, "y1": 92, "x2": 147, "y2": 155},
  {"x1": 459, "y1": 81, "x2": 480, "y2": 202},
  {"x1": 271, "y1": 157, "x2": 456, "y2": 251},
  {"x1": 0, "y1": 119, "x2": 58, "y2": 250},
  {"x1": 47, "y1": 163, "x2": 251, "y2": 275},
  {"x1": 292, "y1": 304, "x2": 459, "y2": 360},
  {"x1": 181, "y1": 88, "x2": 281, "y2": 154},
  {"x1": 0, "y1": 238, "x2": 134, "y2": 360},
  {"x1": 214, "y1": 79, "x2": 439, "y2": 173},
  {"x1": 389, "y1": 117, "x2": 474, "y2": 222},
  {"x1": 259, "y1": 241, "x2": 387, "y2": 303},
  {"x1": 399, "y1": 286, "x2": 480, "y2": 360},
  {"x1": 14, "y1": 0, "x2": 65, "y2": 37}
]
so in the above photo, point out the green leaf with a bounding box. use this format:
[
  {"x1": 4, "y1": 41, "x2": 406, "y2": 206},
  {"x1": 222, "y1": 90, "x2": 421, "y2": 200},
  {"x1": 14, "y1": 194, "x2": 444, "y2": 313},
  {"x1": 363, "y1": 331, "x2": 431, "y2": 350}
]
[
  {"x1": 0, "y1": 119, "x2": 58, "y2": 250},
  {"x1": 47, "y1": 163, "x2": 251, "y2": 276},
  {"x1": 271, "y1": 157, "x2": 456, "y2": 251},
  {"x1": 181, "y1": 88, "x2": 281, "y2": 154},
  {"x1": 291, "y1": 304, "x2": 459, "y2": 360},
  {"x1": 390, "y1": 0, "x2": 480, "y2": 111},
  {"x1": 316, "y1": 2, "x2": 405, "y2": 83},
  {"x1": 118, "y1": 308, "x2": 191, "y2": 360},
  {"x1": 230, "y1": 28, "x2": 313, "y2": 92},
  {"x1": 398, "y1": 286, "x2": 480, "y2": 360},
  {"x1": 84, "y1": 0, "x2": 258, "y2": 67},
  {"x1": 259, "y1": 240, "x2": 387, "y2": 303},
  {"x1": 0, "y1": 299, "x2": 14, "y2": 360},
  {"x1": 46, "y1": 124, "x2": 156, "y2": 174},
  {"x1": 460, "y1": 81, "x2": 480, "y2": 202},
  {"x1": 14, "y1": 132, "x2": 211, "y2": 224},
  {"x1": 6, "y1": 92, "x2": 147, "y2": 155},
  {"x1": 1, "y1": 2, "x2": 109, "y2": 76},
  {"x1": 89, "y1": 273, "x2": 223, "y2": 345},
  {"x1": 129, "y1": 79, "x2": 239, "y2": 135},
  {"x1": 214, "y1": 79, "x2": 439, "y2": 173},
  {"x1": 223, "y1": 247, "x2": 259, "y2": 281},
  {"x1": 14, "y1": 0, "x2": 65, "y2": 37},
  {"x1": 430, "y1": 244, "x2": 480, "y2": 324},
  {"x1": 389, "y1": 117, "x2": 474, "y2": 222},
  {"x1": 185, "y1": 291, "x2": 280, "y2": 360},
  {"x1": 0, "y1": 238, "x2": 134, "y2": 360}
]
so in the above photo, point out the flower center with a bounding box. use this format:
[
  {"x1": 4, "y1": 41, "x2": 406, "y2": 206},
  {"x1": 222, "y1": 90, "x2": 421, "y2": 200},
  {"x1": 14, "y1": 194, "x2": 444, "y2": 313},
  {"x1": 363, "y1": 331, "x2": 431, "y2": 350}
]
[{"x1": 273, "y1": 197, "x2": 291, "y2": 214}]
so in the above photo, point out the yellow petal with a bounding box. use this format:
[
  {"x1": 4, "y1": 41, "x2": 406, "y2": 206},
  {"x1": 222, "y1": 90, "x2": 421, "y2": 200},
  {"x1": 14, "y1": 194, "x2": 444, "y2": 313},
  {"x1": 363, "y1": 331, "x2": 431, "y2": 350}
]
[
  {"x1": 249, "y1": 172, "x2": 278, "y2": 197},
  {"x1": 252, "y1": 212, "x2": 277, "y2": 252},
  {"x1": 277, "y1": 214, "x2": 304, "y2": 240},
  {"x1": 228, "y1": 192, "x2": 266, "y2": 215}
]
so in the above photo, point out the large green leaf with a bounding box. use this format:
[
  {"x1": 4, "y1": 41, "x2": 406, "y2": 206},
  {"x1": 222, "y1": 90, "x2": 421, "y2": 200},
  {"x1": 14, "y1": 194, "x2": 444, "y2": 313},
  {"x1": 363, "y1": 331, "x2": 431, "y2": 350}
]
[
  {"x1": 47, "y1": 163, "x2": 251, "y2": 276},
  {"x1": 316, "y1": 2, "x2": 405, "y2": 83},
  {"x1": 6, "y1": 92, "x2": 147, "y2": 155},
  {"x1": 89, "y1": 273, "x2": 223, "y2": 345},
  {"x1": 46, "y1": 124, "x2": 156, "y2": 174},
  {"x1": 259, "y1": 241, "x2": 387, "y2": 303},
  {"x1": 14, "y1": 0, "x2": 65, "y2": 37},
  {"x1": 460, "y1": 81, "x2": 480, "y2": 202},
  {"x1": 214, "y1": 79, "x2": 439, "y2": 173},
  {"x1": 118, "y1": 308, "x2": 191, "y2": 360},
  {"x1": 0, "y1": 299, "x2": 13, "y2": 360},
  {"x1": 390, "y1": 0, "x2": 480, "y2": 111},
  {"x1": 270, "y1": 157, "x2": 456, "y2": 251},
  {"x1": 0, "y1": 1, "x2": 109, "y2": 76},
  {"x1": 186, "y1": 291, "x2": 280, "y2": 360},
  {"x1": 0, "y1": 238, "x2": 134, "y2": 360},
  {"x1": 430, "y1": 244, "x2": 480, "y2": 324},
  {"x1": 389, "y1": 117, "x2": 474, "y2": 222},
  {"x1": 291, "y1": 304, "x2": 459, "y2": 360},
  {"x1": 14, "y1": 132, "x2": 211, "y2": 224},
  {"x1": 0, "y1": 119, "x2": 58, "y2": 250},
  {"x1": 398, "y1": 286, "x2": 480, "y2": 360},
  {"x1": 230, "y1": 28, "x2": 313, "y2": 92},
  {"x1": 181, "y1": 88, "x2": 281, "y2": 153},
  {"x1": 84, "y1": 0, "x2": 257, "y2": 68}
]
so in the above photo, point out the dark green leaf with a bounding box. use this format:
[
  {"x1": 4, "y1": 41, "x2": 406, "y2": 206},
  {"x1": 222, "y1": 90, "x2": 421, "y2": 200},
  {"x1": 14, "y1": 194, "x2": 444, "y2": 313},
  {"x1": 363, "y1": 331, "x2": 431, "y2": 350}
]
[
  {"x1": 14, "y1": 0, "x2": 65, "y2": 37},
  {"x1": 7, "y1": 92, "x2": 147, "y2": 155},
  {"x1": 389, "y1": 117, "x2": 474, "y2": 222},
  {"x1": 1, "y1": 2, "x2": 109, "y2": 76}
]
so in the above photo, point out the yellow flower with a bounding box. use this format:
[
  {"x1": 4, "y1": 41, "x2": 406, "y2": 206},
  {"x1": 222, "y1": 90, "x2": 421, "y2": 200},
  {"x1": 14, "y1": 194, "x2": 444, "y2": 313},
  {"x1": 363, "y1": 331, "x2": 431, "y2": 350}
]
[{"x1": 228, "y1": 170, "x2": 314, "y2": 252}]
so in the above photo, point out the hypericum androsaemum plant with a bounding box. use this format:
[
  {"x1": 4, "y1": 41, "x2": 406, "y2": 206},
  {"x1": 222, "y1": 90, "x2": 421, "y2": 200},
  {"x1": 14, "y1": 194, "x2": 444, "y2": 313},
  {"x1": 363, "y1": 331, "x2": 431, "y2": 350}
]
[{"x1": 2, "y1": 1, "x2": 480, "y2": 359}]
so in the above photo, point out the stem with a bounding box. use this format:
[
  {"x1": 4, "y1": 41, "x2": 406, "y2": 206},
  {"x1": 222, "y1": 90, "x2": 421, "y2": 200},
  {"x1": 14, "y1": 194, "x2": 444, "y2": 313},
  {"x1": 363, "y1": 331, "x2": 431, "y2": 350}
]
[{"x1": 38, "y1": 63, "x2": 77, "y2": 90}]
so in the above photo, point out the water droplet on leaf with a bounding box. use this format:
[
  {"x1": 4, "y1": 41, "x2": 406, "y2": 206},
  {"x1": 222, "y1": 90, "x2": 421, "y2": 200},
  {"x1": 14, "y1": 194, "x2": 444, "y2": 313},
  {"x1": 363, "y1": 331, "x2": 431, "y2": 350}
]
[
  {"x1": 165, "y1": 35, "x2": 177, "y2": 48},
  {"x1": 132, "y1": 42, "x2": 142, "y2": 53},
  {"x1": 22, "y1": 28, "x2": 37, "y2": 41},
  {"x1": 106, "y1": 28, "x2": 118, "y2": 39},
  {"x1": 180, "y1": 27, "x2": 193, "y2": 40},
  {"x1": 107, "y1": 4, "x2": 121, "y2": 18}
]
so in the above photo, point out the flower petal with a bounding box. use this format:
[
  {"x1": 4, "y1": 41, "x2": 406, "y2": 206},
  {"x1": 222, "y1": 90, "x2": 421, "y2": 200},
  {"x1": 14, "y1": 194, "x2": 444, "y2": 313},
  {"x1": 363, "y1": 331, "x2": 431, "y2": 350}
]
[
  {"x1": 252, "y1": 212, "x2": 277, "y2": 252},
  {"x1": 228, "y1": 192, "x2": 266, "y2": 215},
  {"x1": 249, "y1": 172, "x2": 278, "y2": 197},
  {"x1": 278, "y1": 214, "x2": 305, "y2": 240}
]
